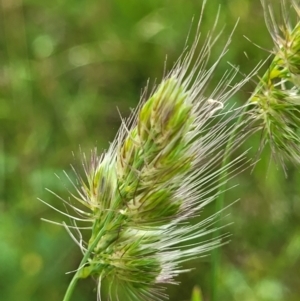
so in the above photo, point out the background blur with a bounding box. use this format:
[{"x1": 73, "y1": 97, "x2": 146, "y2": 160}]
[{"x1": 1, "y1": 0, "x2": 300, "y2": 300}]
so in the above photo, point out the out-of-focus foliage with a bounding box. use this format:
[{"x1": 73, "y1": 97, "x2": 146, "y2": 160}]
[
  {"x1": 0, "y1": 0, "x2": 299, "y2": 300},
  {"x1": 191, "y1": 286, "x2": 203, "y2": 301}
]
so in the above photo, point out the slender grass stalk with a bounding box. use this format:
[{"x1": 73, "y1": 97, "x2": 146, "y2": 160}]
[{"x1": 62, "y1": 221, "x2": 109, "y2": 301}]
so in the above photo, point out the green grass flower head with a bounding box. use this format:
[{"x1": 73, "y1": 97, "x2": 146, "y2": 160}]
[
  {"x1": 43, "y1": 4, "x2": 257, "y2": 301},
  {"x1": 250, "y1": 0, "x2": 300, "y2": 168}
]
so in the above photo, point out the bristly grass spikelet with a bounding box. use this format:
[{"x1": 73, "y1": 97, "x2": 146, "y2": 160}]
[
  {"x1": 250, "y1": 0, "x2": 300, "y2": 170},
  {"x1": 209, "y1": 1, "x2": 300, "y2": 300},
  {"x1": 41, "y1": 2, "x2": 259, "y2": 301}
]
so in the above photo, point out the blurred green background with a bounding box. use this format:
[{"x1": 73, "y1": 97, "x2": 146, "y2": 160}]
[{"x1": 1, "y1": 0, "x2": 300, "y2": 300}]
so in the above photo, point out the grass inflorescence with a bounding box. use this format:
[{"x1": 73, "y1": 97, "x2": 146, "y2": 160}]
[
  {"x1": 41, "y1": 1, "x2": 300, "y2": 301},
  {"x1": 53, "y1": 4, "x2": 255, "y2": 300},
  {"x1": 250, "y1": 0, "x2": 300, "y2": 170}
]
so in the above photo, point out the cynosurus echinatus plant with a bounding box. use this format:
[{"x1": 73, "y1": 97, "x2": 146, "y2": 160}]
[
  {"x1": 41, "y1": 3, "x2": 260, "y2": 301},
  {"x1": 250, "y1": 0, "x2": 300, "y2": 171},
  {"x1": 40, "y1": 0, "x2": 300, "y2": 300}
]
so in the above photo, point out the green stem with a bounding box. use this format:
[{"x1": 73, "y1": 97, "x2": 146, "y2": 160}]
[
  {"x1": 62, "y1": 219, "x2": 110, "y2": 301},
  {"x1": 62, "y1": 270, "x2": 80, "y2": 301},
  {"x1": 62, "y1": 249, "x2": 91, "y2": 301}
]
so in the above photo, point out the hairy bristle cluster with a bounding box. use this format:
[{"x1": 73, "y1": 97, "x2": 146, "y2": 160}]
[
  {"x1": 71, "y1": 34, "x2": 253, "y2": 301},
  {"x1": 40, "y1": 1, "x2": 300, "y2": 300},
  {"x1": 41, "y1": 3, "x2": 262, "y2": 301},
  {"x1": 250, "y1": 0, "x2": 300, "y2": 169}
]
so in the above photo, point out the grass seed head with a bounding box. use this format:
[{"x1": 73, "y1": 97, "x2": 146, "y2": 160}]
[
  {"x1": 45, "y1": 3, "x2": 257, "y2": 300},
  {"x1": 251, "y1": 0, "x2": 300, "y2": 168}
]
